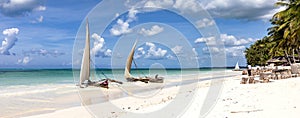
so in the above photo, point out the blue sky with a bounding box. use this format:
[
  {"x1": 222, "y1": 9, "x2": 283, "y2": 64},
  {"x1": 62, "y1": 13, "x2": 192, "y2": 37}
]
[{"x1": 0, "y1": 0, "x2": 284, "y2": 68}]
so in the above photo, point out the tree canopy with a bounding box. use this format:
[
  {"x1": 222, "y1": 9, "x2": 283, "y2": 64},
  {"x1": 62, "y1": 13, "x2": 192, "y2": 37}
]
[{"x1": 245, "y1": 0, "x2": 300, "y2": 66}]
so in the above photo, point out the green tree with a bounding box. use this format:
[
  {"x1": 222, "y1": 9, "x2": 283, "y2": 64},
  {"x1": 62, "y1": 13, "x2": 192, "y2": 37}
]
[
  {"x1": 245, "y1": 36, "x2": 275, "y2": 66},
  {"x1": 268, "y1": 0, "x2": 300, "y2": 64}
]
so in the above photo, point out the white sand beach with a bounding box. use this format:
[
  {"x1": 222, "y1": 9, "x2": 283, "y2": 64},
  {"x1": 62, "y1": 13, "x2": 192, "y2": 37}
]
[{"x1": 12, "y1": 71, "x2": 300, "y2": 118}]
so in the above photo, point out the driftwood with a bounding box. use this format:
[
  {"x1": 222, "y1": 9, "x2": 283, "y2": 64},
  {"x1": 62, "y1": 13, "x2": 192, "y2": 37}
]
[
  {"x1": 126, "y1": 77, "x2": 150, "y2": 83},
  {"x1": 127, "y1": 75, "x2": 164, "y2": 83},
  {"x1": 85, "y1": 78, "x2": 123, "y2": 89},
  {"x1": 231, "y1": 109, "x2": 263, "y2": 113}
]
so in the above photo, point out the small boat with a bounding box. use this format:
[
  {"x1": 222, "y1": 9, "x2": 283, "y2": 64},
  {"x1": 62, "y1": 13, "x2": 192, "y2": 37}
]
[
  {"x1": 124, "y1": 40, "x2": 164, "y2": 83},
  {"x1": 79, "y1": 19, "x2": 122, "y2": 88},
  {"x1": 233, "y1": 61, "x2": 242, "y2": 71}
]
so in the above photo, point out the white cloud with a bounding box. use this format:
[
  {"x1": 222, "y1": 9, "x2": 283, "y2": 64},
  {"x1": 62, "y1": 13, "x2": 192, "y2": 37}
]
[
  {"x1": 201, "y1": 0, "x2": 283, "y2": 20},
  {"x1": 136, "y1": 0, "x2": 282, "y2": 20},
  {"x1": 144, "y1": 0, "x2": 174, "y2": 8},
  {"x1": 91, "y1": 33, "x2": 112, "y2": 57},
  {"x1": 110, "y1": 7, "x2": 139, "y2": 36},
  {"x1": 166, "y1": 54, "x2": 176, "y2": 60},
  {"x1": 171, "y1": 45, "x2": 183, "y2": 54},
  {"x1": 110, "y1": 19, "x2": 132, "y2": 36},
  {"x1": 127, "y1": 7, "x2": 138, "y2": 22},
  {"x1": 225, "y1": 46, "x2": 246, "y2": 57},
  {"x1": 115, "y1": 13, "x2": 120, "y2": 18},
  {"x1": 18, "y1": 56, "x2": 32, "y2": 64},
  {"x1": 202, "y1": 47, "x2": 220, "y2": 54},
  {"x1": 196, "y1": 18, "x2": 214, "y2": 28},
  {"x1": 194, "y1": 36, "x2": 216, "y2": 45},
  {"x1": 195, "y1": 34, "x2": 258, "y2": 46},
  {"x1": 135, "y1": 42, "x2": 168, "y2": 60},
  {"x1": 139, "y1": 25, "x2": 164, "y2": 36},
  {"x1": 140, "y1": 0, "x2": 202, "y2": 13},
  {"x1": 23, "y1": 48, "x2": 65, "y2": 57},
  {"x1": 202, "y1": 45, "x2": 246, "y2": 57},
  {"x1": 34, "y1": 5, "x2": 46, "y2": 11},
  {"x1": 31, "y1": 15, "x2": 43, "y2": 23},
  {"x1": 0, "y1": 0, "x2": 46, "y2": 17},
  {"x1": 104, "y1": 49, "x2": 112, "y2": 57},
  {"x1": 145, "y1": 42, "x2": 167, "y2": 59},
  {"x1": 37, "y1": 15, "x2": 43, "y2": 22},
  {"x1": 134, "y1": 47, "x2": 146, "y2": 59},
  {"x1": 220, "y1": 34, "x2": 257, "y2": 46},
  {"x1": 0, "y1": 28, "x2": 19, "y2": 55},
  {"x1": 22, "y1": 56, "x2": 31, "y2": 64},
  {"x1": 173, "y1": 0, "x2": 202, "y2": 13}
]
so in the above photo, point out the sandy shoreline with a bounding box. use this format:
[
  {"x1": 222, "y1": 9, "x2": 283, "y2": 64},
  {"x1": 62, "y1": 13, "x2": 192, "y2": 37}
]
[{"x1": 8, "y1": 70, "x2": 300, "y2": 118}]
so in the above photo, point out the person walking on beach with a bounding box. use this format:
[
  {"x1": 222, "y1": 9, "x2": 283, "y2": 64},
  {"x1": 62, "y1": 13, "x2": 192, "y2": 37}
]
[{"x1": 247, "y1": 65, "x2": 252, "y2": 76}]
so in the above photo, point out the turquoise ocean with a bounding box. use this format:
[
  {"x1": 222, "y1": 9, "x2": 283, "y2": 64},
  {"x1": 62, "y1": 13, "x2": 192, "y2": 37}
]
[
  {"x1": 0, "y1": 68, "x2": 234, "y2": 117},
  {"x1": 0, "y1": 68, "x2": 232, "y2": 86}
]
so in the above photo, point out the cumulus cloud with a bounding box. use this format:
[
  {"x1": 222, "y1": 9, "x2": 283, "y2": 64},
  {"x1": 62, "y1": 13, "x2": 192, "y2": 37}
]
[
  {"x1": 0, "y1": 0, "x2": 46, "y2": 17},
  {"x1": 31, "y1": 15, "x2": 44, "y2": 23},
  {"x1": 194, "y1": 36, "x2": 217, "y2": 46},
  {"x1": 139, "y1": 25, "x2": 164, "y2": 36},
  {"x1": 127, "y1": 7, "x2": 138, "y2": 22},
  {"x1": 144, "y1": 0, "x2": 174, "y2": 8},
  {"x1": 220, "y1": 34, "x2": 257, "y2": 46},
  {"x1": 110, "y1": 19, "x2": 132, "y2": 36},
  {"x1": 23, "y1": 48, "x2": 65, "y2": 57},
  {"x1": 91, "y1": 33, "x2": 112, "y2": 57},
  {"x1": 135, "y1": 47, "x2": 146, "y2": 59},
  {"x1": 136, "y1": 0, "x2": 282, "y2": 20},
  {"x1": 196, "y1": 18, "x2": 215, "y2": 28},
  {"x1": 173, "y1": 0, "x2": 202, "y2": 13},
  {"x1": 144, "y1": 42, "x2": 167, "y2": 59},
  {"x1": 202, "y1": 47, "x2": 220, "y2": 54},
  {"x1": 201, "y1": 45, "x2": 246, "y2": 57},
  {"x1": 171, "y1": 45, "x2": 183, "y2": 55},
  {"x1": 135, "y1": 42, "x2": 168, "y2": 60},
  {"x1": 0, "y1": 28, "x2": 19, "y2": 55},
  {"x1": 195, "y1": 34, "x2": 258, "y2": 46},
  {"x1": 110, "y1": 7, "x2": 138, "y2": 36},
  {"x1": 201, "y1": 0, "x2": 283, "y2": 20},
  {"x1": 225, "y1": 46, "x2": 246, "y2": 57},
  {"x1": 17, "y1": 56, "x2": 31, "y2": 64}
]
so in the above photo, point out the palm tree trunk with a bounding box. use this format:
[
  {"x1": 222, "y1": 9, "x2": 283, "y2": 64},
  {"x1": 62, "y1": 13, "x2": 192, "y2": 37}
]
[
  {"x1": 285, "y1": 50, "x2": 292, "y2": 65},
  {"x1": 297, "y1": 48, "x2": 300, "y2": 61},
  {"x1": 292, "y1": 49, "x2": 296, "y2": 63}
]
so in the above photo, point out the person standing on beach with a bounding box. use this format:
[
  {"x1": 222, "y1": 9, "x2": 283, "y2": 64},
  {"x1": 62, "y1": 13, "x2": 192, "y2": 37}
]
[{"x1": 247, "y1": 65, "x2": 252, "y2": 76}]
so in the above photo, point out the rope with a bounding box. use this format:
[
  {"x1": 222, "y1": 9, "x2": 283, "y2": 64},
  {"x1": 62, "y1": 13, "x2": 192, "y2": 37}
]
[
  {"x1": 90, "y1": 59, "x2": 105, "y2": 80},
  {"x1": 132, "y1": 58, "x2": 147, "y2": 77}
]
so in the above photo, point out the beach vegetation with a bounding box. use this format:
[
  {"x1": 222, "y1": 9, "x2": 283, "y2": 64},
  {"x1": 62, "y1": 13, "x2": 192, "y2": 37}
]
[{"x1": 245, "y1": 0, "x2": 300, "y2": 66}]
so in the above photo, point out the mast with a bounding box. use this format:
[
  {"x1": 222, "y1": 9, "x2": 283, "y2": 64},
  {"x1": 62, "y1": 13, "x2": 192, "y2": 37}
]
[
  {"x1": 124, "y1": 40, "x2": 138, "y2": 78},
  {"x1": 79, "y1": 19, "x2": 90, "y2": 85}
]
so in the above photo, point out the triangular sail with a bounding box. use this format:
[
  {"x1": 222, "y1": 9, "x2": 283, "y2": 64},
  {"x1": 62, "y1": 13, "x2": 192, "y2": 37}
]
[
  {"x1": 79, "y1": 20, "x2": 90, "y2": 85},
  {"x1": 235, "y1": 62, "x2": 240, "y2": 70},
  {"x1": 124, "y1": 40, "x2": 138, "y2": 78}
]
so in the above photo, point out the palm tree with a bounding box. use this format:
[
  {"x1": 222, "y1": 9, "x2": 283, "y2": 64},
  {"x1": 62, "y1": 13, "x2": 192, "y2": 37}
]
[
  {"x1": 245, "y1": 36, "x2": 274, "y2": 66},
  {"x1": 268, "y1": 0, "x2": 300, "y2": 64}
]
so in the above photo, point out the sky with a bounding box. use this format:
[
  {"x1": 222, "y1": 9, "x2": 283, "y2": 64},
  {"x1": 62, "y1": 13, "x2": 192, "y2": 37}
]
[{"x1": 0, "y1": 0, "x2": 284, "y2": 68}]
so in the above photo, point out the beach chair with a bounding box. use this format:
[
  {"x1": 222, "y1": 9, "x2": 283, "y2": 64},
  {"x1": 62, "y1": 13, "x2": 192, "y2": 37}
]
[
  {"x1": 241, "y1": 70, "x2": 249, "y2": 84},
  {"x1": 240, "y1": 77, "x2": 248, "y2": 84},
  {"x1": 291, "y1": 64, "x2": 300, "y2": 77},
  {"x1": 248, "y1": 76, "x2": 255, "y2": 84}
]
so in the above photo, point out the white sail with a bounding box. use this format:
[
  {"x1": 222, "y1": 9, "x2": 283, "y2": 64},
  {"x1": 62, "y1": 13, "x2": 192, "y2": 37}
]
[
  {"x1": 234, "y1": 62, "x2": 240, "y2": 70},
  {"x1": 124, "y1": 40, "x2": 138, "y2": 78},
  {"x1": 79, "y1": 20, "x2": 90, "y2": 85}
]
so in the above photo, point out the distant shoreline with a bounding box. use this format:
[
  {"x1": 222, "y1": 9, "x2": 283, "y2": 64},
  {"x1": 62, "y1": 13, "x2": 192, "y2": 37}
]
[{"x1": 0, "y1": 67, "x2": 246, "y2": 71}]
